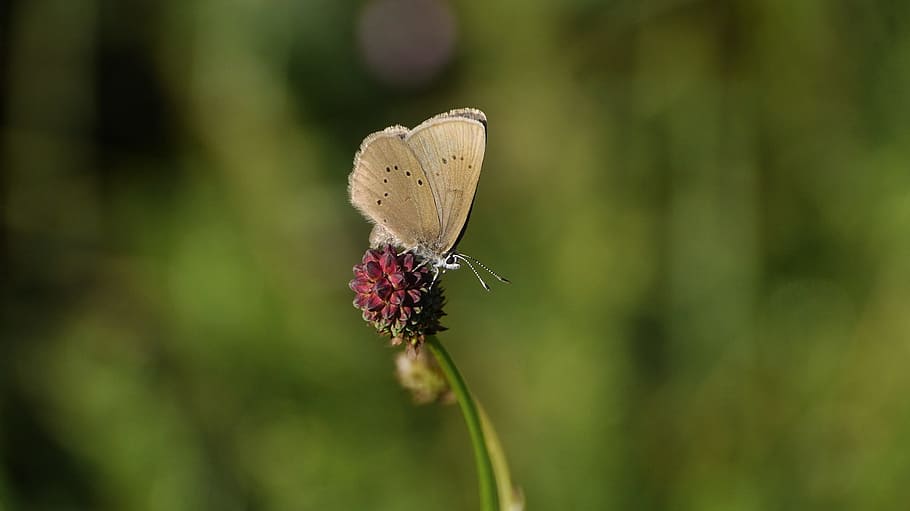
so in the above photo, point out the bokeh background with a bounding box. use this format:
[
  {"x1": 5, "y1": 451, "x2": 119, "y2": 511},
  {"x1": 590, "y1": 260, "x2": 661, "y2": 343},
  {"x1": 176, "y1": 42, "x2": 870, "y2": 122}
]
[{"x1": 3, "y1": 0, "x2": 910, "y2": 509}]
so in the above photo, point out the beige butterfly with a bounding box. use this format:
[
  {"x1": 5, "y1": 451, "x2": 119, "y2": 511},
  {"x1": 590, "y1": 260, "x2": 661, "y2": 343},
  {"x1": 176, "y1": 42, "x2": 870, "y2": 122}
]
[{"x1": 348, "y1": 108, "x2": 508, "y2": 289}]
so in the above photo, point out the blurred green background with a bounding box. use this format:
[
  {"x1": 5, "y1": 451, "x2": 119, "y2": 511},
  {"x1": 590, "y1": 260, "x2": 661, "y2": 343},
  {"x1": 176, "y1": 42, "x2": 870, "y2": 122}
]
[{"x1": 3, "y1": 0, "x2": 910, "y2": 509}]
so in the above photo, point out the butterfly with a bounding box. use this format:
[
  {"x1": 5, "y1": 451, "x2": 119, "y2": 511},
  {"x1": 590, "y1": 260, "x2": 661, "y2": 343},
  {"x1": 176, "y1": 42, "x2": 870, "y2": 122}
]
[{"x1": 348, "y1": 108, "x2": 508, "y2": 290}]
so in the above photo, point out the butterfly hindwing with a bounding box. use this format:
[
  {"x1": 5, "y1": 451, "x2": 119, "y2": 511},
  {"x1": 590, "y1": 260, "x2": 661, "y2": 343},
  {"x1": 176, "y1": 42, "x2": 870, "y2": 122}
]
[{"x1": 349, "y1": 126, "x2": 441, "y2": 249}]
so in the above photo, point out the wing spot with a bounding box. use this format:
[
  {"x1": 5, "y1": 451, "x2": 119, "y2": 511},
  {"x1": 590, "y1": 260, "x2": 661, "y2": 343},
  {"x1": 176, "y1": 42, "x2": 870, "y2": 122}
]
[
  {"x1": 468, "y1": 164, "x2": 473, "y2": 169},
  {"x1": 385, "y1": 166, "x2": 391, "y2": 172},
  {"x1": 394, "y1": 165, "x2": 399, "y2": 170},
  {"x1": 442, "y1": 157, "x2": 447, "y2": 164},
  {"x1": 383, "y1": 178, "x2": 388, "y2": 183},
  {"x1": 405, "y1": 171, "x2": 411, "y2": 176},
  {"x1": 460, "y1": 156, "x2": 464, "y2": 161},
  {"x1": 377, "y1": 199, "x2": 382, "y2": 205},
  {"x1": 417, "y1": 179, "x2": 423, "y2": 186},
  {"x1": 384, "y1": 192, "x2": 389, "y2": 197},
  {"x1": 452, "y1": 155, "x2": 457, "y2": 160}
]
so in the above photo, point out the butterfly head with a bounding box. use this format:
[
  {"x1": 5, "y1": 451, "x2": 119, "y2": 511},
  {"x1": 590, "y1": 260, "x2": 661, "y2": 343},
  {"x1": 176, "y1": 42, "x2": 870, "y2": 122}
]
[
  {"x1": 423, "y1": 250, "x2": 509, "y2": 292},
  {"x1": 439, "y1": 253, "x2": 461, "y2": 271}
]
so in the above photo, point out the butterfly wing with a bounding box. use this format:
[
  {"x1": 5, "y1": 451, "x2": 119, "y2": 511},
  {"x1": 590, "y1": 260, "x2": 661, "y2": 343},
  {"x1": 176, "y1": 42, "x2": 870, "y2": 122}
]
[
  {"x1": 405, "y1": 108, "x2": 487, "y2": 254},
  {"x1": 349, "y1": 126, "x2": 441, "y2": 249}
]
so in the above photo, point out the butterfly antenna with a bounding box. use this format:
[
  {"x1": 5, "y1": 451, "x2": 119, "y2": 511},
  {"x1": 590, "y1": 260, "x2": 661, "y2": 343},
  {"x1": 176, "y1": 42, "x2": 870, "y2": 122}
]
[
  {"x1": 453, "y1": 255, "x2": 491, "y2": 291},
  {"x1": 458, "y1": 253, "x2": 510, "y2": 284}
]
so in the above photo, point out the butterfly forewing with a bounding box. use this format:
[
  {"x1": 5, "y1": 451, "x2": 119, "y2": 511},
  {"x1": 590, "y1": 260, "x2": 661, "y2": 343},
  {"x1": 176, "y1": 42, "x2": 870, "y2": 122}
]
[
  {"x1": 405, "y1": 109, "x2": 486, "y2": 254},
  {"x1": 349, "y1": 126, "x2": 441, "y2": 249}
]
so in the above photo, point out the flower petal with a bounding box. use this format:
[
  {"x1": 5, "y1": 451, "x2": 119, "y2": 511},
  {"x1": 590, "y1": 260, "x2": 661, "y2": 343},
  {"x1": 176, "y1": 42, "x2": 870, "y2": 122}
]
[
  {"x1": 362, "y1": 249, "x2": 382, "y2": 265},
  {"x1": 366, "y1": 294, "x2": 385, "y2": 311},
  {"x1": 402, "y1": 253, "x2": 416, "y2": 271},
  {"x1": 374, "y1": 278, "x2": 392, "y2": 299},
  {"x1": 382, "y1": 303, "x2": 399, "y2": 320},
  {"x1": 379, "y1": 250, "x2": 398, "y2": 274},
  {"x1": 365, "y1": 261, "x2": 382, "y2": 280},
  {"x1": 354, "y1": 293, "x2": 371, "y2": 309},
  {"x1": 350, "y1": 279, "x2": 373, "y2": 294},
  {"x1": 389, "y1": 289, "x2": 406, "y2": 305},
  {"x1": 388, "y1": 272, "x2": 406, "y2": 289},
  {"x1": 414, "y1": 267, "x2": 430, "y2": 283}
]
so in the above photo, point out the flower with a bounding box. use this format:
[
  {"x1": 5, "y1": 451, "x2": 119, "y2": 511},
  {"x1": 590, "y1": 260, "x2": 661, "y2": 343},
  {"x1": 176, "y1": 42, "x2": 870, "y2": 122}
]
[
  {"x1": 350, "y1": 245, "x2": 446, "y2": 350},
  {"x1": 394, "y1": 350, "x2": 453, "y2": 404}
]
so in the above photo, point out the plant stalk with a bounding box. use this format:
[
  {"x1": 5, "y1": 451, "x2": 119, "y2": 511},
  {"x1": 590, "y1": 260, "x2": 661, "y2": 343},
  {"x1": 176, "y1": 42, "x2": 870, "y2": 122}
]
[{"x1": 426, "y1": 335, "x2": 499, "y2": 511}]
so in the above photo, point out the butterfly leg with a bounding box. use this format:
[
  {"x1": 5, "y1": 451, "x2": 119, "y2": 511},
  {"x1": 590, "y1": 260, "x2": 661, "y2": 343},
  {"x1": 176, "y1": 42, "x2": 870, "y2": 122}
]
[{"x1": 401, "y1": 248, "x2": 435, "y2": 271}]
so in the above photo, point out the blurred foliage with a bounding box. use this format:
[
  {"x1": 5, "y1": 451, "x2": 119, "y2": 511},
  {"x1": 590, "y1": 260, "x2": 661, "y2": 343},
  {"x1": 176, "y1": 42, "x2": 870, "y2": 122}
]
[{"x1": 2, "y1": 0, "x2": 910, "y2": 509}]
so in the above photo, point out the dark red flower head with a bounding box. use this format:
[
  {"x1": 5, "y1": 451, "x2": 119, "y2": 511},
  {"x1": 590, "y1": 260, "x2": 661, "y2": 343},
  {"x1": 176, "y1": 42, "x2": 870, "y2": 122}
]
[{"x1": 350, "y1": 245, "x2": 446, "y2": 350}]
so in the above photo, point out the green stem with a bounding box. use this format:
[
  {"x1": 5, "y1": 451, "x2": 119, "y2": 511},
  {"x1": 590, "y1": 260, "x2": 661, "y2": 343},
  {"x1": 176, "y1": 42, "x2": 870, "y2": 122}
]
[
  {"x1": 478, "y1": 405, "x2": 520, "y2": 510},
  {"x1": 426, "y1": 335, "x2": 499, "y2": 511}
]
